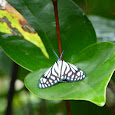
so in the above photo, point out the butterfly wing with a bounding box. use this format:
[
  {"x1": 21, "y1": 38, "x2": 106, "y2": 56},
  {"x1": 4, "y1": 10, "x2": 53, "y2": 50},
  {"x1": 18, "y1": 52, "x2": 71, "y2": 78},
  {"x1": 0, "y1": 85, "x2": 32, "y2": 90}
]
[
  {"x1": 38, "y1": 62, "x2": 61, "y2": 89},
  {"x1": 38, "y1": 60, "x2": 86, "y2": 89},
  {"x1": 60, "y1": 61, "x2": 86, "y2": 82}
]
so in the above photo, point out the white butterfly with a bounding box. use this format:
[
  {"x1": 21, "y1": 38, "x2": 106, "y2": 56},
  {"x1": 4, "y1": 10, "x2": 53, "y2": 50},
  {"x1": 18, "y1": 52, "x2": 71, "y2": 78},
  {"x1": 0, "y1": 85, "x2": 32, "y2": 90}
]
[{"x1": 38, "y1": 51, "x2": 86, "y2": 89}]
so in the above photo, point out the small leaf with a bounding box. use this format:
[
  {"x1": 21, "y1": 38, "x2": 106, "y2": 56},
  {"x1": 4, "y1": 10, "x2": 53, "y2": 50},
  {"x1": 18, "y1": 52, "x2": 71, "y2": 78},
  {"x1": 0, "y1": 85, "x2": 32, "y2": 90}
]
[
  {"x1": 0, "y1": 0, "x2": 49, "y2": 58},
  {"x1": 25, "y1": 42, "x2": 115, "y2": 106}
]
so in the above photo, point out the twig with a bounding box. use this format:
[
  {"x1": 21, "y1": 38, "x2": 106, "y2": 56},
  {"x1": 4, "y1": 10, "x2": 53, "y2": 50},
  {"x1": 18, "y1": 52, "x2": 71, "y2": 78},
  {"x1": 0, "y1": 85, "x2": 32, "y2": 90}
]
[
  {"x1": 5, "y1": 62, "x2": 18, "y2": 115},
  {"x1": 52, "y1": 0, "x2": 71, "y2": 115}
]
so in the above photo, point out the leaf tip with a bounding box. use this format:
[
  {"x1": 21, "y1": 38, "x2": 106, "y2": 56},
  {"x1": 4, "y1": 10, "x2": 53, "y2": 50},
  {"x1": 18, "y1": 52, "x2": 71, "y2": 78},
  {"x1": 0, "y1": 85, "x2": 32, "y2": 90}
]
[
  {"x1": 44, "y1": 51, "x2": 49, "y2": 59},
  {"x1": 100, "y1": 102, "x2": 105, "y2": 106}
]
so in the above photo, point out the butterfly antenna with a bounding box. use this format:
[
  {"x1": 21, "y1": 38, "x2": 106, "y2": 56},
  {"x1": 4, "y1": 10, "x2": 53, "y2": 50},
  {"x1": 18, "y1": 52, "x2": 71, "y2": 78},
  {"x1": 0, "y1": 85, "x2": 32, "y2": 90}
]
[
  {"x1": 59, "y1": 50, "x2": 64, "y2": 60},
  {"x1": 53, "y1": 51, "x2": 59, "y2": 59}
]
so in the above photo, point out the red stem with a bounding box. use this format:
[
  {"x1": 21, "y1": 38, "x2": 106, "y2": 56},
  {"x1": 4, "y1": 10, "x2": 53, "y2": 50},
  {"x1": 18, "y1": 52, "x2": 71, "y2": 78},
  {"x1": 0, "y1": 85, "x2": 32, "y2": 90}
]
[
  {"x1": 52, "y1": 0, "x2": 62, "y2": 60},
  {"x1": 52, "y1": 0, "x2": 71, "y2": 115},
  {"x1": 65, "y1": 100, "x2": 71, "y2": 115}
]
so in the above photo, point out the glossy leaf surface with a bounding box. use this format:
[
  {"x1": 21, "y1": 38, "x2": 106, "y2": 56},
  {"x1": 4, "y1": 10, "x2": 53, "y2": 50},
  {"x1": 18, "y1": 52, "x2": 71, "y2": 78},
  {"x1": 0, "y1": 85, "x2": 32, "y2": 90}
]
[{"x1": 25, "y1": 42, "x2": 115, "y2": 106}]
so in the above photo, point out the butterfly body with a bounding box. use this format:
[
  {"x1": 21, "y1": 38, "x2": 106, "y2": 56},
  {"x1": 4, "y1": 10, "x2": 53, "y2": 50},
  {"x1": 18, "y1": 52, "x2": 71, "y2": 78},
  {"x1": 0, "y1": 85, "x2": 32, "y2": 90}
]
[{"x1": 38, "y1": 59, "x2": 86, "y2": 89}]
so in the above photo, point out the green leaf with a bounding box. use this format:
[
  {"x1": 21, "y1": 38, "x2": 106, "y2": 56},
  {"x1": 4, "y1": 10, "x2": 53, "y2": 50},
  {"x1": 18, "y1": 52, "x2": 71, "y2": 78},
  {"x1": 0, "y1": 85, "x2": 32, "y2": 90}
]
[
  {"x1": 0, "y1": 0, "x2": 96, "y2": 71},
  {"x1": 88, "y1": 15, "x2": 115, "y2": 43},
  {"x1": 25, "y1": 42, "x2": 115, "y2": 106},
  {"x1": 0, "y1": 1, "x2": 49, "y2": 58}
]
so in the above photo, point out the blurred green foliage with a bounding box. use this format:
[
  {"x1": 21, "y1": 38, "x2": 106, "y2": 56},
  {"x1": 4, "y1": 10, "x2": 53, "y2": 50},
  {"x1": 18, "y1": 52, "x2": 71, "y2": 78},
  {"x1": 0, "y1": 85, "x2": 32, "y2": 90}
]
[
  {"x1": 0, "y1": 0, "x2": 115, "y2": 115},
  {"x1": 0, "y1": 48, "x2": 12, "y2": 77},
  {"x1": 70, "y1": 100, "x2": 110, "y2": 115},
  {"x1": 86, "y1": 0, "x2": 115, "y2": 19},
  {"x1": 88, "y1": 15, "x2": 115, "y2": 43}
]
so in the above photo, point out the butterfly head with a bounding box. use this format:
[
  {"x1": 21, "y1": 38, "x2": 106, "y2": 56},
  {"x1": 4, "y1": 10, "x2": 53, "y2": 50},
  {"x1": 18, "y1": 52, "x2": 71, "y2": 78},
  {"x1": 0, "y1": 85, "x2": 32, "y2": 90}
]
[
  {"x1": 58, "y1": 58, "x2": 61, "y2": 61},
  {"x1": 53, "y1": 50, "x2": 64, "y2": 61}
]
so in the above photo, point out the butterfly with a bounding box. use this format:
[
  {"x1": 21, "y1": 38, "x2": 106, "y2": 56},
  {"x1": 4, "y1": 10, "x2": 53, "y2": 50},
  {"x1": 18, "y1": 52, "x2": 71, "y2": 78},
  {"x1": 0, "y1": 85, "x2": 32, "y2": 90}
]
[{"x1": 38, "y1": 51, "x2": 86, "y2": 89}]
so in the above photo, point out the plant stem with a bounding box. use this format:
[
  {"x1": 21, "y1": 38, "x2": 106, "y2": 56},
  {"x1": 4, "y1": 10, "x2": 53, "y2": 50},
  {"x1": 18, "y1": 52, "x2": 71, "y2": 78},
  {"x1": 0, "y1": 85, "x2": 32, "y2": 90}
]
[
  {"x1": 52, "y1": 0, "x2": 71, "y2": 115},
  {"x1": 5, "y1": 62, "x2": 18, "y2": 115},
  {"x1": 65, "y1": 100, "x2": 71, "y2": 115},
  {"x1": 52, "y1": 0, "x2": 62, "y2": 60}
]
